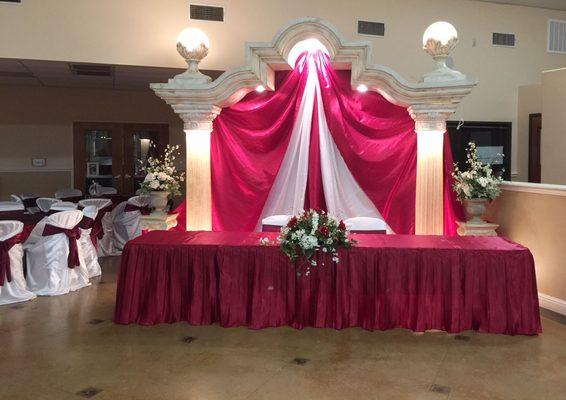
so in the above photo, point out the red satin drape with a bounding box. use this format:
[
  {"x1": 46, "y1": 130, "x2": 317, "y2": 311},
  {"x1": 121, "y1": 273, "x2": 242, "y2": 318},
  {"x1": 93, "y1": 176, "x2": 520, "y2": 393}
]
[{"x1": 174, "y1": 52, "x2": 462, "y2": 234}]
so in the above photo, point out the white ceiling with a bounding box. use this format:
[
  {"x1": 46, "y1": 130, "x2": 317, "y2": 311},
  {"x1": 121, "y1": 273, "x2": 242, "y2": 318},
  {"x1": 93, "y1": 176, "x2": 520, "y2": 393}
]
[
  {"x1": 472, "y1": 0, "x2": 566, "y2": 10},
  {"x1": 0, "y1": 58, "x2": 223, "y2": 91}
]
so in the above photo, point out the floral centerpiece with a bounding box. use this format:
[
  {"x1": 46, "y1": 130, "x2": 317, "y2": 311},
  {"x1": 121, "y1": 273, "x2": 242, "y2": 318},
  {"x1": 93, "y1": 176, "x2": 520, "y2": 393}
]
[
  {"x1": 452, "y1": 141, "x2": 503, "y2": 224},
  {"x1": 277, "y1": 209, "x2": 354, "y2": 272},
  {"x1": 139, "y1": 144, "x2": 184, "y2": 213}
]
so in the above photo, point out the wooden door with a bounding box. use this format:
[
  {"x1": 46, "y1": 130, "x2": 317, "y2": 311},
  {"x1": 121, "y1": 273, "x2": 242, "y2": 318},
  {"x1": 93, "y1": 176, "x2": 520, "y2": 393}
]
[
  {"x1": 74, "y1": 122, "x2": 169, "y2": 196},
  {"x1": 122, "y1": 123, "x2": 169, "y2": 195},
  {"x1": 73, "y1": 122, "x2": 124, "y2": 194},
  {"x1": 528, "y1": 114, "x2": 542, "y2": 183}
]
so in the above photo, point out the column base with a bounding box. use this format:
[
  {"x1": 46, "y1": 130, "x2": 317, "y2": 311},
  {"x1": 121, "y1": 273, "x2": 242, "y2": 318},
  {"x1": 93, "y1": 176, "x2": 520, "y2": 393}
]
[
  {"x1": 140, "y1": 212, "x2": 178, "y2": 232},
  {"x1": 457, "y1": 221, "x2": 499, "y2": 236}
]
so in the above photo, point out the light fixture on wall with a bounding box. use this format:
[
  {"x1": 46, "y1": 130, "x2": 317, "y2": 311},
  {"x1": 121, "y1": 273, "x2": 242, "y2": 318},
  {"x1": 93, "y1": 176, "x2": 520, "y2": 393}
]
[
  {"x1": 421, "y1": 21, "x2": 464, "y2": 83},
  {"x1": 255, "y1": 85, "x2": 266, "y2": 93},
  {"x1": 176, "y1": 27, "x2": 212, "y2": 83},
  {"x1": 356, "y1": 84, "x2": 368, "y2": 93}
]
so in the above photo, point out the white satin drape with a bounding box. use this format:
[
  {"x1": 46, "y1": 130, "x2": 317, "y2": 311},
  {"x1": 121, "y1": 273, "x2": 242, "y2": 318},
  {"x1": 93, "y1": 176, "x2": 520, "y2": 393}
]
[{"x1": 259, "y1": 54, "x2": 391, "y2": 231}]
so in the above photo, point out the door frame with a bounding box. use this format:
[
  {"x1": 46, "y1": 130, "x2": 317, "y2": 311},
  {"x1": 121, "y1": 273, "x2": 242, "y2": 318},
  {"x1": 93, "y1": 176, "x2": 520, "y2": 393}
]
[
  {"x1": 73, "y1": 122, "x2": 169, "y2": 195},
  {"x1": 528, "y1": 113, "x2": 542, "y2": 183}
]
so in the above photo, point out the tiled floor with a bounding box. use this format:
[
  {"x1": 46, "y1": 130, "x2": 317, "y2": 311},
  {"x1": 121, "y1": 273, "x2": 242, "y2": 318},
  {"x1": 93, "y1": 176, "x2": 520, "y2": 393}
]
[{"x1": 1, "y1": 256, "x2": 566, "y2": 400}]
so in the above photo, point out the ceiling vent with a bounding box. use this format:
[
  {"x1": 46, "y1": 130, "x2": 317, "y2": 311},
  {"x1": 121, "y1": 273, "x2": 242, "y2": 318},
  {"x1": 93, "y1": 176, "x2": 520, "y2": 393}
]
[
  {"x1": 548, "y1": 20, "x2": 566, "y2": 54},
  {"x1": 0, "y1": 71, "x2": 34, "y2": 78},
  {"x1": 190, "y1": 4, "x2": 224, "y2": 22},
  {"x1": 69, "y1": 63, "x2": 113, "y2": 77},
  {"x1": 492, "y1": 33, "x2": 515, "y2": 47},
  {"x1": 357, "y1": 20, "x2": 385, "y2": 37}
]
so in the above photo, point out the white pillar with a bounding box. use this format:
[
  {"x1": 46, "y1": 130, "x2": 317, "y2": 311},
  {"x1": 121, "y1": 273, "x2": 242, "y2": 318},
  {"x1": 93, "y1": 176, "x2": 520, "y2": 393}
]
[
  {"x1": 410, "y1": 108, "x2": 452, "y2": 235},
  {"x1": 181, "y1": 106, "x2": 220, "y2": 231}
]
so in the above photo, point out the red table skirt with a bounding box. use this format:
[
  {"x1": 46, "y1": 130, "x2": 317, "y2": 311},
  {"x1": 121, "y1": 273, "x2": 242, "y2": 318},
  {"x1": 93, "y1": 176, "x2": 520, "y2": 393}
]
[{"x1": 114, "y1": 231, "x2": 542, "y2": 335}]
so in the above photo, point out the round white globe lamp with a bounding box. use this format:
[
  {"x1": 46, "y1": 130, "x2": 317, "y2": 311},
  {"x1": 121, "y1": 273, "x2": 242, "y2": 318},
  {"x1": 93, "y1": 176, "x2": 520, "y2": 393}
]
[
  {"x1": 421, "y1": 21, "x2": 464, "y2": 82},
  {"x1": 176, "y1": 27, "x2": 211, "y2": 83}
]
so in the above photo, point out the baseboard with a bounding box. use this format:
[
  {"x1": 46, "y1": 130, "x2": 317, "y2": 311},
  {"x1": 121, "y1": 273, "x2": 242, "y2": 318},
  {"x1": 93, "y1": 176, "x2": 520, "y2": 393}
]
[{"x1": 539, "y1": 293, "x2": 566, "y2": 316}]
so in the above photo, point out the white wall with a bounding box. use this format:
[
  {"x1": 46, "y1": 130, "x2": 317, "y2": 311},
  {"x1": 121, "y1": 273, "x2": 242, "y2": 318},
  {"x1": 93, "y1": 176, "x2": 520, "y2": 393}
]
[{"x1": 1, "y1": 0, "x2": 566, "y2": 178}]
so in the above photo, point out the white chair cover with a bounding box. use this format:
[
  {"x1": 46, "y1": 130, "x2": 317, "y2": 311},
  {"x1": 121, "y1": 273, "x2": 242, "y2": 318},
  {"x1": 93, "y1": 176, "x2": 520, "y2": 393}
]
[
  {"x1": 0, "y1": 221, "x2": 36, "y2": 305},
  {"x1": 54, "y1": 188, "x2": 82, "y2": 199},
  {"x1": 344, "y1": 217, "x2": 388, "y2": 233},
  {"x1": 78, "y1": 198, "x2": 112, "y2": 210},
  {"x1": 50, "y1": 201, "x2": 78, "y2": 211},
  {"x1": 113, "y1": 196, "x2": 149, "y2": 252},
  {"x1": 10, "y1": 194, "x2": 22, "y2": 203},
  {"x1": 98, "y1": 186, "x2": 118, "y2": 195},
  {"x1": 0, "y1": 202, "x2": 25, "y2": 212},
  {"x1": 96, "y1": 202, "x2": 124, "y2": 257},
  {"x1": 26, "y1": 210, "x2": 91, "y2": 296},
  {"x1": 79, "y1": 206, "x2": 101, "y2": 278},
  {"x1": 36, "y1": 198, "x2": 60, "y2": 213},
  {"x1": 261, "y1": 215, "x2": 292, "y2": 228}
]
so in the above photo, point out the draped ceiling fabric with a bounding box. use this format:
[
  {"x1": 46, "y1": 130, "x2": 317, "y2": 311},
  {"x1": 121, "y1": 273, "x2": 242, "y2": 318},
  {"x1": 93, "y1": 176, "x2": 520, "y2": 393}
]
[{"x1": 175, "y1": 51, "x2": 463, "y2": 235}]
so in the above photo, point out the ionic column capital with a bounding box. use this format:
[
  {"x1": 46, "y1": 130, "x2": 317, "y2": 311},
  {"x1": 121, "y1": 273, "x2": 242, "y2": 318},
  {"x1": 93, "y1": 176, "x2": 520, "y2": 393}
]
[
  {"x1": 178, "y1": 104, "x2": 222, "y2": 132},
  {"x1": 408, "y1": 105, "x2": 455, "y2": 133}
]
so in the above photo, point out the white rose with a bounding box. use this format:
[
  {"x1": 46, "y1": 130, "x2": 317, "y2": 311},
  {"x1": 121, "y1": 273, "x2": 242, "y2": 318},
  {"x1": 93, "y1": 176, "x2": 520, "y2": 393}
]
[
  {"x1": 149, "y1": 180, "x2": 160, "y2": 189},
  {"x1": 145, "y1": 173, "x2": 155, "y2": 181}
]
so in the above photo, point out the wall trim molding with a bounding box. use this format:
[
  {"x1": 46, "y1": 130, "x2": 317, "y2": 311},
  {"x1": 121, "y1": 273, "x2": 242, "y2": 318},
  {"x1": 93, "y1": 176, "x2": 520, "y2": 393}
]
[
  {"x1": 539, "y1": 292, "x2": 566, "y2": 316},
  {"x1": 0, "y1": 168, "x2": 72, "y2": 173},
  {"x1": 502, "y1": 181, "x2": 566, "y2": 197}
]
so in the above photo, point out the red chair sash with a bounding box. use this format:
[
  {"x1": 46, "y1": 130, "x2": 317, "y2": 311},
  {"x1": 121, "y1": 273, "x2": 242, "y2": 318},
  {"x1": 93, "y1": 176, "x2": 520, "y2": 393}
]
[
  {"x1": 22, "y1": 197, "x2": 39, "y2": 209},
  {"x1": 0, "y1": 235, "x2": 21, "y2": 286},
  {"x1": 79, "y1": 216, "x2": 95, "y2": 230},
  {"x1": 42, "y1": 224, "x2": 81, "y2": 268},
  {"x1": 124, "y1": 204, "x2": 151, "y2": 215}
]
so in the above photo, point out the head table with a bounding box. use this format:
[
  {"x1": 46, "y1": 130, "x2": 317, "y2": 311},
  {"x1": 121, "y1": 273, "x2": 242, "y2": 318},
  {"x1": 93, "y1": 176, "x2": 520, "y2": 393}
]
[{"x1": 113, "y1": 231, "x2": 541, "y2": 335}]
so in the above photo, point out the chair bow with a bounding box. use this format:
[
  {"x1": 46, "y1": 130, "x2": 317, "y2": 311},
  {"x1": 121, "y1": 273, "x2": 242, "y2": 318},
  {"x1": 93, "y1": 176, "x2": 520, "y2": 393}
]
[
  {"x1": 42, "y1": 224, "x2": 81, "y2": 268},
  {"x1": 124, "y1": 204, "x2": 151, "y2": 215},
  {"x1": 0, "y1": 235, "x2": 21, "y2": 286}
]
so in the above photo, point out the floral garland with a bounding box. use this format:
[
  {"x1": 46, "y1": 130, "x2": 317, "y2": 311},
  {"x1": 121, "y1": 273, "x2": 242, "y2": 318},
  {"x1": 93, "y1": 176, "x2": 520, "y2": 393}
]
[
  {"x1": 276, "y1": 209, "x2": 354, "y2": 271},
  {"x1": 139, "y1": 144, "x2": 185, "y2": 195},
  {"x1": 452, "y1": 141, "x2": 503, "y2": 201}
]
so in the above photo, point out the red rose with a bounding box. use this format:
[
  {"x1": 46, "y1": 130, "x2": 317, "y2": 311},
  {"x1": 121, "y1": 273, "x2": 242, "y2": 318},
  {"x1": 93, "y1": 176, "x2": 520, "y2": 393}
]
[
  {"x1": 338, "y1": 220, "x2": 346, "y2": 231},
  {"x1": 287, "y1": 216, "x2": 298, "y2": 228},
  {"x1": 318, "y1": 226, "x2": 329, "y2": 236}
]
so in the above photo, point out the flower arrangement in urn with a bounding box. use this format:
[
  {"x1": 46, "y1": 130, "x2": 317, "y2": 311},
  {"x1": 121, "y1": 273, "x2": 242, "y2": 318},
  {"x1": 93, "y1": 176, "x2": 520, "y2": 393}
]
[
  {"x1": 452, "y1": 141, "x2": 503, "y2": 224},
  {"x1": 139, "y1": 144, "x2": 184, "y2": 213},
  {"x1": 278, "y1": 209, "x2": 355, "y2": 275}
]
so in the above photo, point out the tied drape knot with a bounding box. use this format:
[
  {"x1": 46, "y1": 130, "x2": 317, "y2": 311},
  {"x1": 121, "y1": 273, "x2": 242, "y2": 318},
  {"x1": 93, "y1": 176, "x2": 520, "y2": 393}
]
[
  {"x1": 42, "y1": 224, "x2": 81, "y2": 268},
  {"x1": 124, "y1": 204, "x2": 151, "y2": 215},
  {"x1": 0, "y1": 235, "x2": 21, "y2": 286},
  {"x1": 79, "y1": 216, "x2": 95, "y2": 230}
]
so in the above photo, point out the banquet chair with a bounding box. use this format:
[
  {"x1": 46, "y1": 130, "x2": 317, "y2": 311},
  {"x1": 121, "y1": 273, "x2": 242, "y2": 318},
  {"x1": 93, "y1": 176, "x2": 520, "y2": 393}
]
[
  {"x1": 344, "y1": 217, "x2": 387, "y2": 234},
  {"x1": 98, "y1": 186, "x2": 118, "y2": 195},
  {"x1": 36, "y1": 197, "x2": 61, "y2": 213},
  {"x1": 0, "y1": 221, "x2": 36, "y2": 305},
  {"x1": 20, "y1": 193, "x2": 41, "y2": 213},
  {"x1": 26, "y1": 210, "x2": 91, "y2": 296},
  {"x1": 10, "y1": 194, "x2": 23, "y2": 203},
  {"x1": 113, "y1": 196, "x2": 150, "y2": 251},
  {"x1": 54, "y1": 188, "x2": 83, "y2": 202},
  {"x1": 261, "y1": 215, "x2": 292, "y2": 232},
  {"x1": 79, "y1": 206, "x2": 101, "y2": 278},
  {"x1": 97, "y1": 201, "x2": 125, "y2": 257},
  {"x1": 49, "y1": 201, "x2": 78, "y2": 212}
]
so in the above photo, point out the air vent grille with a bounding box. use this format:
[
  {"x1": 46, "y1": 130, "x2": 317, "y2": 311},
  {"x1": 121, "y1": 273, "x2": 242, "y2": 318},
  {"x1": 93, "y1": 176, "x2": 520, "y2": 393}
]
[
  {"x1": 492, "y1": 33, "x2": 515, "y2": 47},
  {"x1": 548, "y1": 20, "x2": 566, "y2": 54},
  {"x1": 190, "y1": 4, "x2": 224, "y2": 22},
  {"x1": 358, "y1": 20, "x2": 385, "y2": 37},
  {"x1": 0, "y1": 0, "x2": 23, "y2": 3},
  {"x1": 69, "y1": 64, "x2": 113, "y2": 77}
]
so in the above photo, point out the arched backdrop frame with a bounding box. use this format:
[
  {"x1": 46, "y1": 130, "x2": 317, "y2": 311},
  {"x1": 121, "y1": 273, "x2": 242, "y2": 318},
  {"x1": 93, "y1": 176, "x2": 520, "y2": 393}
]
[{"x1": 151, "y1": 17, "x2": 477, "y2": 234}]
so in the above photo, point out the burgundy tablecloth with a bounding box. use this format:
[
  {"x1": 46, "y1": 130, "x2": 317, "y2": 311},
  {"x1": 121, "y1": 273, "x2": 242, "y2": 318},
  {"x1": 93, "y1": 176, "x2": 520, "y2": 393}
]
[{"x1": 114, "y1": 231, "x2": 542, "y2": 335}]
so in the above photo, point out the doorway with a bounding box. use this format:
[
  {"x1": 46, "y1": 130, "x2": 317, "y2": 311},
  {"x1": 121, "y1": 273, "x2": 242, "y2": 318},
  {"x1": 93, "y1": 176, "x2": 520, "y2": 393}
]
[
  {"x1": 528, "y1": 113, "x2": 542, "y2": 183},
  {"x1": 73, "y1": 122, "x2": 169, "y2": 196}
]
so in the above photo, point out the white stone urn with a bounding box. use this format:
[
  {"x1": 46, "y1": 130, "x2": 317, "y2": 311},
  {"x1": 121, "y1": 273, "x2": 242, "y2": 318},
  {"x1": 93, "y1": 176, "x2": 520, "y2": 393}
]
[
  {"x1": 463, "y1": 198, "x2": 489, "y2": 224},
  {"x1": 149, "y1": 191, "x2": 170, "y2": 214}
]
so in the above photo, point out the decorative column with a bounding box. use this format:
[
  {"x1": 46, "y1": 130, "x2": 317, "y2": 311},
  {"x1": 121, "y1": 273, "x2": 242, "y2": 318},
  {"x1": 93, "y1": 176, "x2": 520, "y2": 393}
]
[
  {"x1": 409, "y1": 108, "x2": 452, "y2": 235},
  {"x1": 180, "y1": 106, "x2": 220, "y2": 230}
]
